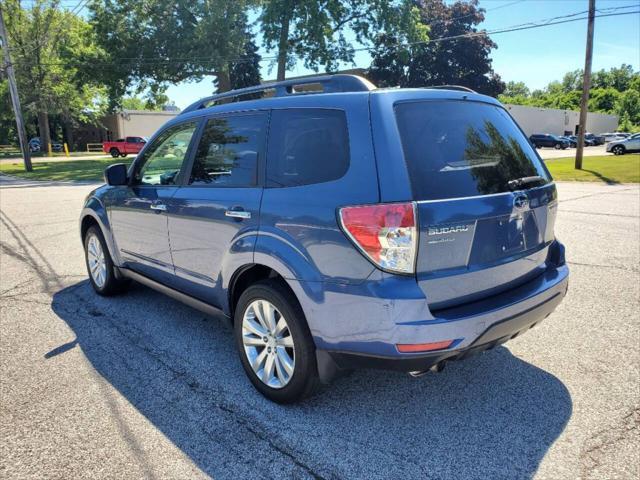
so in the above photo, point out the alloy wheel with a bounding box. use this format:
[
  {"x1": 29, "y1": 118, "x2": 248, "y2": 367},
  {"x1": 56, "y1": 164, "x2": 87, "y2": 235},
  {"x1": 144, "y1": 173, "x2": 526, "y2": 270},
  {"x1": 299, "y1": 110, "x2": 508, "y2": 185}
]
[
  {"x1": 242, "y1": 299, "x2": 295, "y2": 389},
  {"x1": 87, "y1": 234, "x2": 107, "y2": 288}
]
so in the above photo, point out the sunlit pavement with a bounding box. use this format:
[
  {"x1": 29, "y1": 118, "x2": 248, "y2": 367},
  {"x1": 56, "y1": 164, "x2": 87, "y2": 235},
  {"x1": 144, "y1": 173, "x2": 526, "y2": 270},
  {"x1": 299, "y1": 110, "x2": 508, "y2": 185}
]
[
  {"x1": 0, "y1": 154, "x2": 111, "y2": 164},
  {"x1": 537, "y1": 144, "x2": 610, "y2": 159},
  {"x1": 1, "y1": 176, "x2": 638, "y2": 479}
]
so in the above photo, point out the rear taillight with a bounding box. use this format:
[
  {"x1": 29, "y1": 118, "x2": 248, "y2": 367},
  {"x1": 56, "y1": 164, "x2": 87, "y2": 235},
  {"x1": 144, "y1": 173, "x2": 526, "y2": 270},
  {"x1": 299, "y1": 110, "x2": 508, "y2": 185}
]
[{"x1": 339, "y1": 202, "x2": 418, "y2": 274}]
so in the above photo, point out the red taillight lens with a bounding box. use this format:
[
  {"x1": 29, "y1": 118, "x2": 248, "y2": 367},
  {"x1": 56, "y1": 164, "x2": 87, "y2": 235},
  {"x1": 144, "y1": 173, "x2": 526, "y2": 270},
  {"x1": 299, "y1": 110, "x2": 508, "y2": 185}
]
[
  {"x1": 396, "y1": 340, "x2": 454, "y2": 353},
  {"x1": 339, "y1": 202, "x2": 418, "y2": 274}
]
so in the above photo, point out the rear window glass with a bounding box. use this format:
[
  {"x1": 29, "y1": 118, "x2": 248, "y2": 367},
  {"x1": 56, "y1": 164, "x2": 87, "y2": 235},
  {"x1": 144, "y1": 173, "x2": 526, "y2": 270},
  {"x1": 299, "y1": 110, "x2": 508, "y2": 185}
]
[
  {"x1": 395, "y1": 101, "x2": 550, "y2": 200},
  {"x1": 266, "y1": 109, "x2": 349, "y2": 188}
]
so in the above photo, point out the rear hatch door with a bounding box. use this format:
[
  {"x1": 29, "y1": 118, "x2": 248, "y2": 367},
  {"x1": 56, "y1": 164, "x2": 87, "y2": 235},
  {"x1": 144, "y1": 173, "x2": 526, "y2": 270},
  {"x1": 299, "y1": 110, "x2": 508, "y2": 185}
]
[{"x1": 394, "y1": 99, "x2": 557, "y2": 310}]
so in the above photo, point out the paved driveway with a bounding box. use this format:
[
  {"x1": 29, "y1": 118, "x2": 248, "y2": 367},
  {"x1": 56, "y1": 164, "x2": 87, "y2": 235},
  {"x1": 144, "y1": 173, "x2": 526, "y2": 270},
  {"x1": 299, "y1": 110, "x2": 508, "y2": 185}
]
[
  {"x1": 1, "y1": 176, "x2": 638, "y2": 479},
  {"x1": 537, "y1": 145, "x2": 610, "y2": 159}
]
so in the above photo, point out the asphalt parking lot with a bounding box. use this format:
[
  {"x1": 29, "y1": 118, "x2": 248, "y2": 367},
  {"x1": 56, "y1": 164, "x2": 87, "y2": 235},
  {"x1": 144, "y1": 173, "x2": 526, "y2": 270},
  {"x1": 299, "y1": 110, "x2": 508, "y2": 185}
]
[{"x1": 0, "y1": 175, "x2": 638, "y2": 479}]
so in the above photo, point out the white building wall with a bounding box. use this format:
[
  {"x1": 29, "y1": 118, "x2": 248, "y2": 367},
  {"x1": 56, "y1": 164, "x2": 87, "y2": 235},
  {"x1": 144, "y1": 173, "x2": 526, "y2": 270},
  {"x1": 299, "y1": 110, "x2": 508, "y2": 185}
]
[
  {"x1": 504, "y1": 104, "x2": 618, "y2": 136},
  {"x1": 585, "y1": 111, "x2": 619, "y2": 134},
  {"x1": 117, "y1": 110, "x2": 179, "y2": 138}
]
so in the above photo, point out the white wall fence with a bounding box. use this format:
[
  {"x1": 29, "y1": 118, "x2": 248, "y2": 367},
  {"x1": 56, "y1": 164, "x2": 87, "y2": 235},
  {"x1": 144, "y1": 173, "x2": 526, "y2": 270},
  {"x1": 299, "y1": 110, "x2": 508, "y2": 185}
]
[{"x1": 505, "y1": 104, "x2": 619, "y2": 137}]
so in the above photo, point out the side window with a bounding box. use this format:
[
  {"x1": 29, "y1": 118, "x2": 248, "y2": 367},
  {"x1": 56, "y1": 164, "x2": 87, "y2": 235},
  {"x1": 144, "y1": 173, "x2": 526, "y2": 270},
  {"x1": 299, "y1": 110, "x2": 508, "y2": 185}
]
[
  {"x1": 135, "y1": 122, "x2": 197, "y2": 186},
  {"x1": 189, "y1": 113, "x2": 266, "y2": 187},
  {"x1": 266, "y1": 109, "x2": 350, "y2": 188}
]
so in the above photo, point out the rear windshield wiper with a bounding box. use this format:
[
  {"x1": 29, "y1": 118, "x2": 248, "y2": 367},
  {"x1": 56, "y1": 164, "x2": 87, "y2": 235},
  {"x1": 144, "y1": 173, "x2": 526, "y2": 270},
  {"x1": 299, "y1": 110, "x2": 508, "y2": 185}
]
[{"x1": 507, "y1": 176, "x2": 545, "y2": 191}]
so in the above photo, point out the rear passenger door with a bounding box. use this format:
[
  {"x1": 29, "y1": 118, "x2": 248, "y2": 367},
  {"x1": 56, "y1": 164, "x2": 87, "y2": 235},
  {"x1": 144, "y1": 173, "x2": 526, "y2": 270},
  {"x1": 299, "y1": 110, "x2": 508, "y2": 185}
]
[
  {"x1": 256, "y1": 105, "x2": 379, "y2": 283},
  {"x1": 166, "y1": 112, "x2": 267, "y2": 305}
]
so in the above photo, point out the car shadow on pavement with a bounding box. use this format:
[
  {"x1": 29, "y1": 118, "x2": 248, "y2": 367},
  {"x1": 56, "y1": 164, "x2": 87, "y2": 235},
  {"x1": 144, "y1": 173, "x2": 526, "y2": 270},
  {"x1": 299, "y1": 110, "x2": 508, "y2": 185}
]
[{"x1": 51, "y1": 280, "x2": 572, "y2": 480}]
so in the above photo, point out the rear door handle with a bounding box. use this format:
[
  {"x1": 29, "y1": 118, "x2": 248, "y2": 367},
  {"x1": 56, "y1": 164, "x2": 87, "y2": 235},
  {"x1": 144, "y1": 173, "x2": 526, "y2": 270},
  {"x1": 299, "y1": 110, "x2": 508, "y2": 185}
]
[
  {"x1": 150, "y1": 203, "x2": 167, "y2": 212},
  {"x1": 225, "y1": 210, "x2": 251, "y2": 219}
]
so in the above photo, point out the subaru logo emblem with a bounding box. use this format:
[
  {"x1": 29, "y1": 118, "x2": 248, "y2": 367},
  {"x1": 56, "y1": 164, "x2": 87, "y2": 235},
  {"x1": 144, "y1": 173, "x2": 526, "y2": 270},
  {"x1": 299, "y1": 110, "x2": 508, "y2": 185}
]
[{"x1": 514, "y1": 194, "x2": 529, "y2": 210}]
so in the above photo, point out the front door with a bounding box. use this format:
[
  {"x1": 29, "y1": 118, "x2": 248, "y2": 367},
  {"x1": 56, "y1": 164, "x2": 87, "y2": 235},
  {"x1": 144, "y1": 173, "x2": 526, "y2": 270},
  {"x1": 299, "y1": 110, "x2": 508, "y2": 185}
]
[
  {"x1": 108, "y1": 121, "x2": 199, "y2": 283},
  {"x1": 167, "y1": 112, "x2": 267, "y2": 306}
]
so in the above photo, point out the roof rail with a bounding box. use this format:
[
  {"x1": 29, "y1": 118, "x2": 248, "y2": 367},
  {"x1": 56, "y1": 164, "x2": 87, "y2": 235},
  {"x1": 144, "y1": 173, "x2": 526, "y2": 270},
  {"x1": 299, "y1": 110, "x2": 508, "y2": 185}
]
[
  {"x1": 181, "y1": 74, "x2": 376, "y2": 114},
  {"x1": 425, "y1": 85, "x2": 477, "y2": 93}
]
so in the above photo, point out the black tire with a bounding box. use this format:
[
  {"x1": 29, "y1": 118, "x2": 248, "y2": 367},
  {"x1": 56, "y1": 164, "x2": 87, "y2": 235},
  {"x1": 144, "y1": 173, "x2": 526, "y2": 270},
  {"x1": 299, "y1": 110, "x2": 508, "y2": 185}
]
[
  {"x1": 234, "y1": 280, "x2": 320, "y2": 403},
  {"x1": 612, "y1": 145, "x2": 625, "y2": 155},
  {"x1": 120, "y1": 153, "x2": 128, "y2": 158},
  {"x1": 110, "y1": 148, "x2": 120, "y2": 158},
  {"x1": 83, "y1": 225, "x2": 130, "y2": 296},
  {"x1": 554, "y1": 143, "x2": 562, "y2": 150}
]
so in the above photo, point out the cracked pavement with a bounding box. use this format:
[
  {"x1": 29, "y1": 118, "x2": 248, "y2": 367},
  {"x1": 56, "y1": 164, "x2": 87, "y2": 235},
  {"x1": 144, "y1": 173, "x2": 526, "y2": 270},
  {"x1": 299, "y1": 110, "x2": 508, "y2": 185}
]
[{"x1": 1, "y1": 176, "x2": 638, "y2": 479}]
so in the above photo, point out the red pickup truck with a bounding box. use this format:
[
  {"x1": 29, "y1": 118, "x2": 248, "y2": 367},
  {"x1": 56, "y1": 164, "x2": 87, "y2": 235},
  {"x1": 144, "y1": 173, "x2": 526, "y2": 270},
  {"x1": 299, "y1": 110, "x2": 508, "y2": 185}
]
[{"x1": 103, "y1": 136, "x2": 147, "y2": 158}]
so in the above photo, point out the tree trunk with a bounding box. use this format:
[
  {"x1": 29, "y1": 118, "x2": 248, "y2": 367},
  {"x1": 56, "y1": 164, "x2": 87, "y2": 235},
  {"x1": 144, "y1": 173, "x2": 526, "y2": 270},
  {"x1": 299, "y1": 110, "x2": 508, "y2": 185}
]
[
  {"x1": 63, "y1": 118, "x2": 74, "y2": 151},
  {"x1": 277, "y1": 12, "x2": 291, "y2": 81},
  {"x1": 37, "y1": 110, "x2": 51, "y2": 154},
  {"x1": 217, "y1": 70, "x2": 232, "y2": 93}
]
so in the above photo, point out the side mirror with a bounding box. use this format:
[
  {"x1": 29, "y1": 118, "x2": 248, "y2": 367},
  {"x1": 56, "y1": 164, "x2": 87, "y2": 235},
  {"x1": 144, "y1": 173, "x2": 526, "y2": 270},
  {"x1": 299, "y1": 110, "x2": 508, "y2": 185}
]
[{"x1": 104, "y1": 163, "x2": 128, "y2": 186}]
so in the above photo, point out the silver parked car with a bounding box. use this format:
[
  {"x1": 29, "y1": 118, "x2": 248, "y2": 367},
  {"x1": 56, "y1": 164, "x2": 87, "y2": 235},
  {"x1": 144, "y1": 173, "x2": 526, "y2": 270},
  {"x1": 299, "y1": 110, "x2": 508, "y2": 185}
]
[{"x1": 606, "y1": 133, "x2": 640, "y2": 155}]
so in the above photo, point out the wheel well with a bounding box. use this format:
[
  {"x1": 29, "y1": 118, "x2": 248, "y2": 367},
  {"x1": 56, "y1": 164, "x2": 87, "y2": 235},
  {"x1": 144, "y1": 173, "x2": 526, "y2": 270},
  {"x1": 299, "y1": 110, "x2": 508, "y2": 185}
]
[
  {"x1": 229, "y1": 264, "x2": 298, "y2": 320},
  {"x1": 80, "y1": 215, "x2": 99, "y2": 241}
]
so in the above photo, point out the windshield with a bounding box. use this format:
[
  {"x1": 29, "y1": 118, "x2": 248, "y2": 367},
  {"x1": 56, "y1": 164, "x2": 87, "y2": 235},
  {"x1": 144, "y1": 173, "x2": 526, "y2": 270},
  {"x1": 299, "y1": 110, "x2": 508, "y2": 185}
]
[{"x1": 395, "y1": 100, "x2": 551, "y2": 201}]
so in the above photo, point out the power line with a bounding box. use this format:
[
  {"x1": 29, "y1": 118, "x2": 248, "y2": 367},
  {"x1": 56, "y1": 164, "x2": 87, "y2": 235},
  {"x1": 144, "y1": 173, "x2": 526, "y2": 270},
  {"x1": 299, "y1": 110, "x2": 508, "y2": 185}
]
[
  {"x1": 16, "y1": 0, "x2": 90, "y2": 58},
  {"x1": 354, "y1": 5, "x2": 640, "y2": 54},
  {"x1": 7, "y1": 8, "x2": 640, "y2": 69}
]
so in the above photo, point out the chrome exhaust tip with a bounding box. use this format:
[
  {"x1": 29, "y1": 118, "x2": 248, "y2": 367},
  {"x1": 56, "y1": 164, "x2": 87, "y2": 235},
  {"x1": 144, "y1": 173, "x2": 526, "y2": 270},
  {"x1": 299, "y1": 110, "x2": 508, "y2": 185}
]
[{"x1": 408, "y1": 361, "x2": 446, "y2": 378}]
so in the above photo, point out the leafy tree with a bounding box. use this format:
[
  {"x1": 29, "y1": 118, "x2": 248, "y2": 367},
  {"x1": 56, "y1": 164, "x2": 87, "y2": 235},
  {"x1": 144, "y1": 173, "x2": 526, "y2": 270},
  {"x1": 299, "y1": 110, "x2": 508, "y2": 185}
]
[
  {"x1": 561, "y1": 69, "x2": 583, "y2": 92},
  {"x1": 121, "y1": 95, "x2": 171, "y2": 111},
  {"x1": 547, "y1": 90, "x2": 581, "y2": 111},
  {"x1": 2, "y1": 0, "x2": 108, "y2": 151},
  {"x1": 499, "y1": 65, "x2": 640, "y2": 131},
  {"x1": 259, "y1": 0, "x2": 421, "y2": 81},
  {"x1": 89, "y1": 0, "x2": 258, "y2": 105},
  {"x1": 230, "y1": 37, "x2": 262, "y2": 90},
  {"x1": 588, "y1": 88, "x2": 620, "y2": 113},
  {"x1": 369, "y1": 0, "x2": 505, "y2": 97},
  {"x1": 503, "y1": 81, "x2": 530, "y2": 97},
  {"x1": 592, "y1": 64, "x2": 635, "y2": 91},
  {"x1": 0, "y1": 81, "x2": 17, "y2": 145},
  {"x1": 120, "y1": 97, "x2": 147, "y2": 111},
  {"x1": 616, "y1": 89, "x2": 640, "y2": 126}
]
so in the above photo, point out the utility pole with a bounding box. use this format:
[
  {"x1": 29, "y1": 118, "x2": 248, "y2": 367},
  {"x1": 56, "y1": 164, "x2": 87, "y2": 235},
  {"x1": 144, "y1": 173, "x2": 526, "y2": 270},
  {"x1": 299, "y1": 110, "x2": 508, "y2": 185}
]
[
  {"x1": 0, "y1": 6, "x2": 32, "y2": 172},
  {"x1": 575, "y1": 0, "x2": 595, "y2": 170}
]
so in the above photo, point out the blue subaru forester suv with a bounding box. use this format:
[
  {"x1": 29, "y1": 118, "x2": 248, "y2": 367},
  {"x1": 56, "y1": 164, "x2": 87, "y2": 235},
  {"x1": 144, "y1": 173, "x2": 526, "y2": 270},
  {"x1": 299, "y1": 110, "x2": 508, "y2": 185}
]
[{"x1": 80, "y1": 75, "x2": 569, "y2": 403}]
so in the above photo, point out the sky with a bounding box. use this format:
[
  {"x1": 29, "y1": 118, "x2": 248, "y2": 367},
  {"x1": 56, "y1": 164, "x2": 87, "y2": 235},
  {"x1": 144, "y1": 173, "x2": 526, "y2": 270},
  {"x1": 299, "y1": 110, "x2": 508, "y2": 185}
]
[{"x1": 163, "y1": 0, "x2": 640, "y2": 109}]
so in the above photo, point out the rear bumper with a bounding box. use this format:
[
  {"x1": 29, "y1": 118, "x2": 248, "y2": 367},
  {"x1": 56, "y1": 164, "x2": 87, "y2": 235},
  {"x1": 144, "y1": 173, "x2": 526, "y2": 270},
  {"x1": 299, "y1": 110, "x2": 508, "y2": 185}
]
[
  {"x1": 321, "y1": 281, "x2": 566, "y2": 374},
  {"x1": 299, "y1": 248, "x2": 569, "y2": 381}
]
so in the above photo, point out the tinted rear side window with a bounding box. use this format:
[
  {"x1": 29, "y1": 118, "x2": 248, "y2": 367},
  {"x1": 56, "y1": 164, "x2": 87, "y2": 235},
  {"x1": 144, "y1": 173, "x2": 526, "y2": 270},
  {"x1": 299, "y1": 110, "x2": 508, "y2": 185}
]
[
  {"x1": 395, "y1": 101, "x2": 550, "y2": 200},
  {"x1": 266, "y1": 109, "x2": 349, "y2": 187},
  {"x1": 190, "y1": 113, "x2": 266, "y2": 187}
]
